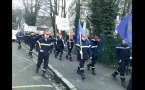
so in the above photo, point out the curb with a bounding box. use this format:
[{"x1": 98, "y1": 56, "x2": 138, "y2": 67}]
[{"x1": 22, "y1": 44, "x2": 78, "y2": 90}]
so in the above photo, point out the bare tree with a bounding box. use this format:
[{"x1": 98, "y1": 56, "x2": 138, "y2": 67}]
[
  {"x1": 23, "y1": 0, "x2": 41, "y2": 26},
  {"x1": 40, "y1": 0, "x2": 66, "y2": 36},
  {"x1": 63, "y1": 0, "x2": 66, "y2": 18},
  {"x1": 121, "y1": 0, "x2": 132, "y2": 17}
]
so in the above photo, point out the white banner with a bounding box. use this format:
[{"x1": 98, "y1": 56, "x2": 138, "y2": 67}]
[
  {"x1": 55, "y1": 15, "x2": 69, "y2": 31},
  {"x1": 24, "y1": 23, "x2": 37, "y2": 32},
  {"x1": 39, "y1": 31, "x2": 44, "y2": 34},
  {"x1": 28, "y1": 26, "x2": 37, "y2": 32}
]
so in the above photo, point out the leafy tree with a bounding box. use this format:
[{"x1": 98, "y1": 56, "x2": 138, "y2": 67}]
[
  {"x1": 89, "y1": 0, "x2": 120, "y2": 66},
  {"x1": 74, "y1": 0, "x2": 80, "y2": 36}
]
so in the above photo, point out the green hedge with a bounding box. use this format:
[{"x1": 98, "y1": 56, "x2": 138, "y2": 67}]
[{"x1": 97, "y1": 35, "x2": 121, "y2": 67}]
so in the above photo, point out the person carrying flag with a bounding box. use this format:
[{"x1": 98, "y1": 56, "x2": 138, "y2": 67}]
[
  {"x1": 87, "y1": 36, "x2": 100, "y2": 75},
  {"x1": 112, "y1": 12, "x2": 132, "y2": 89},
  {"x1": 35, "y1": 31, "x2": 53, "y2": 78},
  {"x1": 76, "y1": 34, "x2": 92, "y2": 80},
  {"x1": 65, "y1": 34, "x2": 74, "y2": 61}
]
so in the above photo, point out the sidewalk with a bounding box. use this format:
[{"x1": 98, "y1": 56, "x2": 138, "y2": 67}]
[{"x1": 23, "y1": 44, "x2": 130, "y2": 90}]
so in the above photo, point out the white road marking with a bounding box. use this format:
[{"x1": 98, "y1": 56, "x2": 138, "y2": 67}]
[
  {"x1": 12, "y1": 54, "x2": 33, "y2": 63},
  {"x1": 12, "y1": 85, "x2": 53, "y2": 88}
]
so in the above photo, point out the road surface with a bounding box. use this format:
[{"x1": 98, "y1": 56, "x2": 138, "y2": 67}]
[
  {"x1": 12, "y1": 42, "x2": 55, "y2": 90},
  {"x1": 22, "y1": 42, "x2": 131, "y2": 90}
]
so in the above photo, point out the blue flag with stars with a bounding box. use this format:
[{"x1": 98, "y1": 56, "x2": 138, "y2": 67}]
[
  {"x1": 76, "y1": 19, "x2": 90, "y2": 43},
  {"x1": 117, "y1": 13, "x2": 132, "y2": 48}
]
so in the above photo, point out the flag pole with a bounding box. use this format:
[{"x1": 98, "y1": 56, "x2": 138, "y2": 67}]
[
  {"x1": 55, "y1": 15, "x2": 57, "y2": 39},
  {"x1": 80, "y1": 32, "x2": 83, "y2": 59},
  {"x1": 69, "y1": 28, "x2": 71, "y2": 48}
]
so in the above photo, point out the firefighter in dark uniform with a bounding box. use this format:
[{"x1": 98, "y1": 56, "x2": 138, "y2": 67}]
[
  {"x1": 87, "y1": 36, "x2": 99, "y2": 75},
  {"x1": 65, "y1": 34, "x2": 74, "y2": 61},
  {"x1": 35, "y1": 32, "x2": 40, "y2": 52},
  {"x1": 76, "y1": 34, "x2": 92, "y2": 80},
  {"x1": 55, "y1": 33, "x2": 64, "y2": 60},
  {"x1": 36, "y1": 31, "x2": 53, "y2": 78},
  {"x1": 53, "y1": 34, "x2": 59, "y2": 54},
  {"x1": 49, "y1": 34, "x2": 55, "y2": 52},
  {"x1": 27, "y1": 31, "x2": 31, "y2": 46},
  {"x1": 127, "y1": 74, "x2": 132, "y2": 90},
  {"x1": 28, "y1": 32, "x2": 37, "y2": 58},
  {"x1": 24, "y1": 31, "x2": 28, "y2": 45},
  {"x1": 111, "y1": 40, "x2": 131, "y2": 88},
  {"x1": 16, "y1": 32, "x2": 24, "y2": 50},
  {"x1": 127, "y1": 56, "x2": 132, "y2": 90},
  {"x1": 26, "y1": 31, "x2": 31, "y2": 46}
]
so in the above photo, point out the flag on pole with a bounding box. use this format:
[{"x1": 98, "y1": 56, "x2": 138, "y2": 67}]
[
  {"x1": 76, "y1": 19, "x2": 90, "y2": 43},
  {"x1": 117, "y1": 13, "x2": 132, "y2": 48}
]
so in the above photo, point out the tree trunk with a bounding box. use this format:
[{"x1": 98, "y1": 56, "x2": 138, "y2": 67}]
[
  {"x1": 74, "y1": 0, "x2": 80, "y2": 36},
  {"x1": 64, "y1": 0, "x2": 66, "y2": 18},
  {"x1": 61, "y1": 0, "x2": 64, "y2": 17}
]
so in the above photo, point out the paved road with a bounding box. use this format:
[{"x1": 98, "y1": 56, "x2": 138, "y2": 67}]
[
  {"x1": 22, "y1": 43, "x2": 131, "y2": 90},
  {"x1": 12, "y1": 42, "x2": 55, "y2": 90}
]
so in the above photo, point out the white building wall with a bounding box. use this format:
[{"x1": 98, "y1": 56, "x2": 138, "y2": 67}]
[{"x1": 67, "y1": 0, "x2": 90, "y2": 35}]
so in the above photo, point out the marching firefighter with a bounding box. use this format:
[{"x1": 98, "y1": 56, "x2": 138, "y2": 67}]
[
  {"x1": 26, "y1": 31, "x2": 31, "y2": 46},
  {"x1": 76, "y1": 34, "x2": 92, "y2": 80},
  {"x1": 65, "y1": 34, "x2": 74, "y2": 61},
  {"x1": 87, "y1": 36, "x2": 99, "y2": 75},
  {"x1": 53, "y1": 34, "x2": 59, "y2": 54},
  {"x1": 35, "y1": 32, "x2": 40, "y2": 52},
  {"x1": 127, "y1": 56, "x2": 132, "y2": 90},
  {"x1": 36, "y1": 31, "x2": 53, "y2": 78},
  {"x1": 24, "y1": 31, "x2": 28, "y2": 45},
  {"x1": 28, "y1": 32, "x2": 37, "y2": 58},
  {"x1": 111, "y1": 40, "x2": 131, "y2": 88},
  {"x1": 16, "y1": 32, "x2": 24, "y2": 50},
  {"x1": 49, "y1": 34, "x2": 55, "y2": 52},
  {"x1": 55, "y1": 33, "x2": 64, "y2": 60}
]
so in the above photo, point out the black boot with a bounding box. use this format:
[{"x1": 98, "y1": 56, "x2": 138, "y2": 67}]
[
  {"x1": 59, "y1": 55, "x2": 62, "y2": 60},
  {"x1": 55, "y1": 52, "x2": 57, "y2": 58},
  {"x1": 42, "y1": 71, "x2": 47, "y2": 79},
  {"x1": 111, "y1": 73, "x2": 117, "y2": 81},
  {"x1": 66, "y1": 55, "x2": 68, "y2": 59},
  {"x1": 18, "y1": 46, "x2": 20, "y2": 50},
  {"x1": 77, "y1": 66, "x2": 81, "y2": 74},
  {"x1": 69, "y1": 57, "x2": 72, "y2": 61},
  {"x1": 92, "y1": 70, "x2": 96, "y2": 75},
  {"x1": 122, "y1": 81, "x2": 127, "y2": 89},
  {"x1": 28, "y1": 52, "x2": 30, "y2": 56},
  {"x1": 30, "y1": 55, "x2": 33, "y2": 58},
  {"x1": 30, "y1": 53, "x2": 33, "y2": 58},
  {"x1": 87, "y1": 64, "x2": 90, "y2": 70},
  {"x1": 80, "y1": 73, "x2": 85, "y2": 80},
  {"x1": 36, "y1": 68, "x2": 39, "y2": 73}
]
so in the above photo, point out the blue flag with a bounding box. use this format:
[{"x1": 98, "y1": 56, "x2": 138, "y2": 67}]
[
  {"x1": 117, "y1": 13, "x2": 132, "y2": 48},
  {"x1": 76, "y1": 19, "x2": 90, "y2": 43}
]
